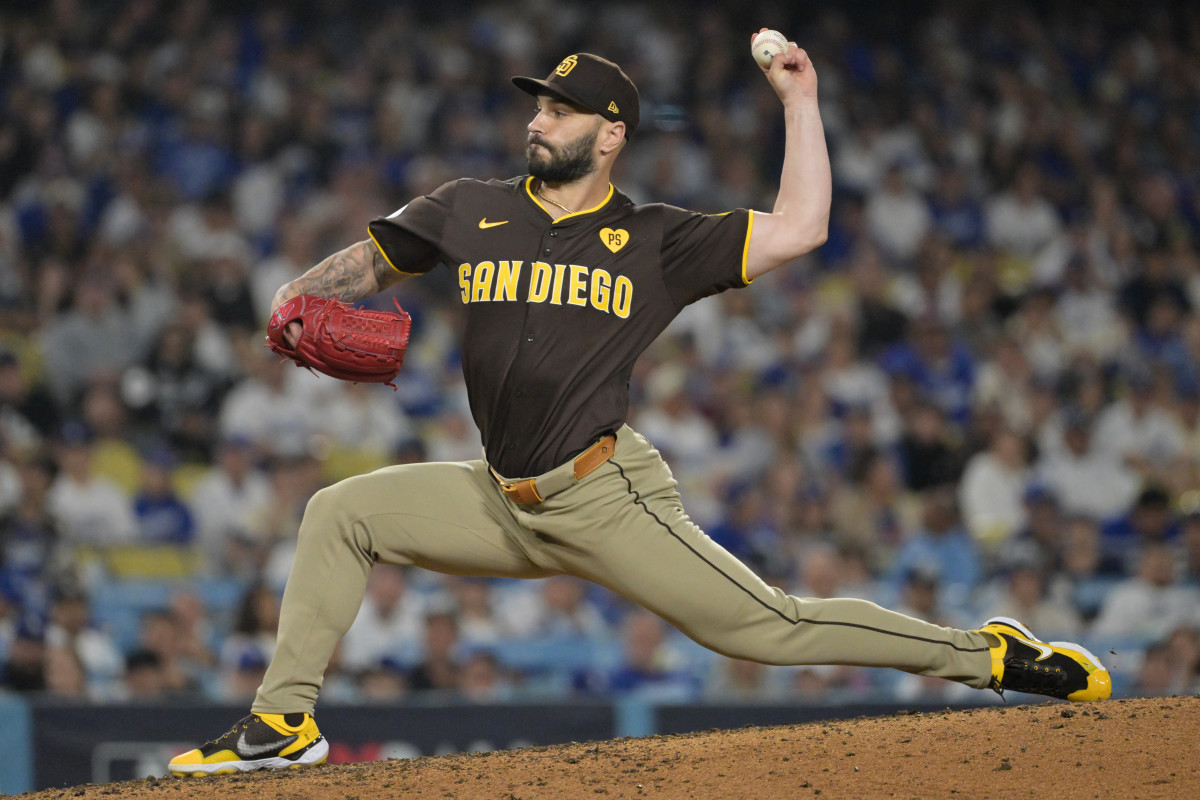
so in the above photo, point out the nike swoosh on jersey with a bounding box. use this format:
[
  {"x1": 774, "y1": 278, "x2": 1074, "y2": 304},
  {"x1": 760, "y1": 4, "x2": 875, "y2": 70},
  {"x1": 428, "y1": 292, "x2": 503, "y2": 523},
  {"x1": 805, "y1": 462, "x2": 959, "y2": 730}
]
[
  {"x1": 237, "y1": 730, "x2": 297, "y2": 757},
  {"x1": 478, "y1": 218, "x2": 509, "y2": 229}
]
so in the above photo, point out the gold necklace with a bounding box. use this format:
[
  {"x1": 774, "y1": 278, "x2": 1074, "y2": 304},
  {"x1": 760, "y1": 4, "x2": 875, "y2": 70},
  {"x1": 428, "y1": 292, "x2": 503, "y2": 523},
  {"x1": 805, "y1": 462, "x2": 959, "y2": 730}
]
[{"x1": 536, "y1": 184, "x2": 576, "y2": 214}]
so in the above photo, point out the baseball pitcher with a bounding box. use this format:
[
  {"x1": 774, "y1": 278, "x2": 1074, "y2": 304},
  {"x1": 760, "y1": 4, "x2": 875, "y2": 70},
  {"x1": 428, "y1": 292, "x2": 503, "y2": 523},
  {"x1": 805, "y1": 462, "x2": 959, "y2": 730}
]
[{"x1": 170, "y1": 33, "x2": 1109, "y2": 777}]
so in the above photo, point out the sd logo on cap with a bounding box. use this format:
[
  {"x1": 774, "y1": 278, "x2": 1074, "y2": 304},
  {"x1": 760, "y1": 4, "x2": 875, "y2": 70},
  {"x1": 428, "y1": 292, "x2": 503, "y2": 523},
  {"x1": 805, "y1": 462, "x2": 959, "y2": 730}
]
[{"x1": 513, "y1": 53, "x2": 641, "y2": 139}]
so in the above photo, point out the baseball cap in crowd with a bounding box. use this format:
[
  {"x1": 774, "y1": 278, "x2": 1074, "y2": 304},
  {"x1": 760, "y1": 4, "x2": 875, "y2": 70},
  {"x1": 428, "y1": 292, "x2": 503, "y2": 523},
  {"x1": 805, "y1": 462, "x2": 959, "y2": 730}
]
[{"x1": 513, "y1": 53, "x2": 640, "y2": 138}]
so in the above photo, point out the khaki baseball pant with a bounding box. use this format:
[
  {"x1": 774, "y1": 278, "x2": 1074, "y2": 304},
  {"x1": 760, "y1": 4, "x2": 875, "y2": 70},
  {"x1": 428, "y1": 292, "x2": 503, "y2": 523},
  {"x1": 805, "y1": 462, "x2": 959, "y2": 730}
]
[{"x1": 254, "y1": 425, "x2": 993, "y2": 713}]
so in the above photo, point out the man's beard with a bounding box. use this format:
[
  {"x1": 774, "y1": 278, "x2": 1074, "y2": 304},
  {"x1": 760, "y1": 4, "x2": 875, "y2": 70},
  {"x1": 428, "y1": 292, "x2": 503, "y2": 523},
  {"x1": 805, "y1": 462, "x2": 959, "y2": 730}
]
[{"x1": 527, "y1": 125, "x2": 599, "y2": 184}]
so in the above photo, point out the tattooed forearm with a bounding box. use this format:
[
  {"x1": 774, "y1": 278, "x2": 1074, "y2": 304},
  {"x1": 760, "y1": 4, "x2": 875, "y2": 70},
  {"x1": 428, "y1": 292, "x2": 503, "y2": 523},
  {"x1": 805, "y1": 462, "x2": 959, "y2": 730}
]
[
  {"x1": 372, "y1": 241, "x2": 406, "y2": 291},
  {"x1": 271, "y1": 239, "x2": 405, "y2": 313}
]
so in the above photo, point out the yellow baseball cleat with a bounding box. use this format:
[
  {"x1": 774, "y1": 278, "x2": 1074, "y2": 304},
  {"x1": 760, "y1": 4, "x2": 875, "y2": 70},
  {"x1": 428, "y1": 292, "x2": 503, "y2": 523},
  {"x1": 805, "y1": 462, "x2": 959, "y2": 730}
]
[
  {"x1": 979, "y1": 616, "x2": 1111, "y2": 702},
  {"x1": 169, "y1": 712, "x2": 328, "y2": 776}
]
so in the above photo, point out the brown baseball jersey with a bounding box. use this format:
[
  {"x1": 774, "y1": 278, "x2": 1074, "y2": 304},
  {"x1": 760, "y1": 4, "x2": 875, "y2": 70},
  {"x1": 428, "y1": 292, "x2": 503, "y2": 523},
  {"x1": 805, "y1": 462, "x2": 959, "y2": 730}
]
[{"x1": 368, "y1": 176, "x2": 754, "y2": 477}]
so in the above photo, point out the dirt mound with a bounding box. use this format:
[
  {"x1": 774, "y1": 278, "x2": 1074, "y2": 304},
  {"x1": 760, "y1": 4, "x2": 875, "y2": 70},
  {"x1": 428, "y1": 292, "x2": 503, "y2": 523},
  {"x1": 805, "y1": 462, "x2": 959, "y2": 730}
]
[{"x1": 15, "y1": 696, "x2": 1197, "y2": 800}]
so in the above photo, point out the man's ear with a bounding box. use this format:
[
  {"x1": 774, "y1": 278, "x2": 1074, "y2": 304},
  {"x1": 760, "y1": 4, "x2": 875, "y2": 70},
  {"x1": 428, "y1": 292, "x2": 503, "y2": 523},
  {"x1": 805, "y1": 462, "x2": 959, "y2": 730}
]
[{"x1": 598, "y1": 121, "x2": 627, "y2": 156}]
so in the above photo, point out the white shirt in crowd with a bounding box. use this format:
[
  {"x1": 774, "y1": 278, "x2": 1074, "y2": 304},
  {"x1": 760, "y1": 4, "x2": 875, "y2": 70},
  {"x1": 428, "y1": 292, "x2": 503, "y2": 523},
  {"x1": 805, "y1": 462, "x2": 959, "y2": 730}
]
[
  {"x1": 47, "y1": 474, "x2": 137, "y2": 545},
  {"x1": 958, "y1": 452, "x2": 1028, "y2": 546},
  {"x1": 339, "y1": 585, "x2": 428, "y2": 670},
  {"x1": 1091, "y1": 399, "x2": 1185, "y2": 467},
  {"x1": 986, "y1": 191, "x2": 1062, "y2": 258},
  {"x1": 1034, "y1": 447, "x2": 1139, "y2": 522},
  {"x1": 189, "y1": 468, "x2": 273, "y2": 551}
]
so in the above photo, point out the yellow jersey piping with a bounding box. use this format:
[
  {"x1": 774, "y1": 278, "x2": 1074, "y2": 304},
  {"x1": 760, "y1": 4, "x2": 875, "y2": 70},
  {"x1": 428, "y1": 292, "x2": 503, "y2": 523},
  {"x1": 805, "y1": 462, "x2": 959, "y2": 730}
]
[
  {"x1": 367, "y1": 229, "x2": 422, "y2": 275},
  {"x1": 525, "y1": 177, "x2": 615, "y2": 223},
  {"x1": 741, "y1": 210, "x2": 755, "y2": 285}
]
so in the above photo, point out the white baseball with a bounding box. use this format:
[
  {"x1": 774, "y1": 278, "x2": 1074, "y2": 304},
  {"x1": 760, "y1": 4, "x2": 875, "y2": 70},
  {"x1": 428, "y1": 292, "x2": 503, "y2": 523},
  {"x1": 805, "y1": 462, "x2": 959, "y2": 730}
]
[{"x1": 752, "y1": 30, "x2": 788, "y2": 68}]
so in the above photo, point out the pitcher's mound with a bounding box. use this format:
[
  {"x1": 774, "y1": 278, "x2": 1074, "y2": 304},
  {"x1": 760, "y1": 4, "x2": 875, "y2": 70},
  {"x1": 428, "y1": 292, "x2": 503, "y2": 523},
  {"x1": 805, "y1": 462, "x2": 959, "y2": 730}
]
[{"x1": 15, "y1": 696, "x2": 1198, "y2": 800}]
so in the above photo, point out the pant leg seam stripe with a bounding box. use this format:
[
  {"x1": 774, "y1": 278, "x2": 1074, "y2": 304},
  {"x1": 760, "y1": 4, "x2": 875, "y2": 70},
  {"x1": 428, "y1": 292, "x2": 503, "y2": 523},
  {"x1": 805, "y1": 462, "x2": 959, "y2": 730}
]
[{"x1": 610, "y1": 458, "x2": 990, "y2": 655}]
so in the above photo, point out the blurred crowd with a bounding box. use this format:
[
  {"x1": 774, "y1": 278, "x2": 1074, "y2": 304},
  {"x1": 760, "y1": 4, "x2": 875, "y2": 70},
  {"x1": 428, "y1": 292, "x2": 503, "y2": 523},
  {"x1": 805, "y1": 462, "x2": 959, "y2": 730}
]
[{"x1": 3, "y1": 0, "x2": 1200, "y2": 706}]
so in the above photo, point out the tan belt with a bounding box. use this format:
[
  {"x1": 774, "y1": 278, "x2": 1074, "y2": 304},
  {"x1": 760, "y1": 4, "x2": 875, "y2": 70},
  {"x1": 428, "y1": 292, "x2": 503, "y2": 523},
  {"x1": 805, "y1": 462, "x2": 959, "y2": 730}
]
[{"x1": 489, "y1": 434, "x2": 617, "y2": 506}]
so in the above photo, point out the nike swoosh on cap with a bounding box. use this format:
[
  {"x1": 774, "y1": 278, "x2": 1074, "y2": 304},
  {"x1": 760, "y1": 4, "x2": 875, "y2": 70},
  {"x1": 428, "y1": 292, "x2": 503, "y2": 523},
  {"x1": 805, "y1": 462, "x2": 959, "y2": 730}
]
[
  {"x1": 479, "y1": 218, "x2": 509, "y2": 228},
  {"x1": 237, "y1": 730, "x2": 297, "y2": 757}
]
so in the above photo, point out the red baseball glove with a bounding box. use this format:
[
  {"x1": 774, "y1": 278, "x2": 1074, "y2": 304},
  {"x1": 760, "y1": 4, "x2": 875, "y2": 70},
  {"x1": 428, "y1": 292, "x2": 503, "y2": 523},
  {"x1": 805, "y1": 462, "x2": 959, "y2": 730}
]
[{"x1": 266, "y1": 294, "x2": 412, "y2": 387}]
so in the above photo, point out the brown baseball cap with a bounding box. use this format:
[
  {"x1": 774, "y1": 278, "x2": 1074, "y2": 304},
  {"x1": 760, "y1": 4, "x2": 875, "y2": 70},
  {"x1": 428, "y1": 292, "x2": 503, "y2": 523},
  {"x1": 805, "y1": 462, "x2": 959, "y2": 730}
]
[{"x1": 512, "y1": 53, "x2": 640, "y2": 138}]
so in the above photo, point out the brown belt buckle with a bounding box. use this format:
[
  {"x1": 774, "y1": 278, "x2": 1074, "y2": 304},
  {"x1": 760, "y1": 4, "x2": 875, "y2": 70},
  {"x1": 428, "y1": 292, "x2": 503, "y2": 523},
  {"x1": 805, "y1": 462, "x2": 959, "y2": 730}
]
[
  {"x1": 490, "y1": 466, "x2": 543, "y2": 505},
  {"x1": 503, "y1": 478, "x2": 543, "y2": 505}
]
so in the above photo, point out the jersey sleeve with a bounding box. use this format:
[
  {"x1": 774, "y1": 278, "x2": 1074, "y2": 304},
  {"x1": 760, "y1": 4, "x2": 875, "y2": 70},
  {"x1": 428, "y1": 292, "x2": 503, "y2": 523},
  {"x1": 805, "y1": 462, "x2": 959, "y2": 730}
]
[
  {"x1": 658, "y1": 205, "x2": 754, "y2": 308},
  {"x1": 367, "y1": 179, "x2": 460, "y2": 275}
]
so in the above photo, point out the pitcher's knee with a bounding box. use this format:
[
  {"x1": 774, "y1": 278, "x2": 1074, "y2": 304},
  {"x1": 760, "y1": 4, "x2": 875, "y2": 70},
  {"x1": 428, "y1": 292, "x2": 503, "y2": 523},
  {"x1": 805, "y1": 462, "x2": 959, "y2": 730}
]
[{"x1": 298, "y1": 483, "x2": 362, "y2": 548}]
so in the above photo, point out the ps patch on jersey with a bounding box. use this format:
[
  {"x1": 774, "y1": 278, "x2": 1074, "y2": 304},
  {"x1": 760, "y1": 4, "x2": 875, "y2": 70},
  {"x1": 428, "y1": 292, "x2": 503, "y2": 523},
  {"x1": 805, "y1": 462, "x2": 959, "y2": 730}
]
[{"x1": 600, "y1": 227, "x2": 628, "y2": 252}]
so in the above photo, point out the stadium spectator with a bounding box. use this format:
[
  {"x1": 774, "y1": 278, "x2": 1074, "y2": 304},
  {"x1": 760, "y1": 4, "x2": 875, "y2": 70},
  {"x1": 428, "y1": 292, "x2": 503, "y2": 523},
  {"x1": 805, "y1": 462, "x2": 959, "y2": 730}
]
[
  {"x1": 1133, "y1": 626, "x2": 1200, "y2": 697},
  {"x1": 1119, "y1": 246, "x2": 1190, "y2": 333},
  {"x1": 1033, "y1": 408, "x2": 1139, "y2": 523},
  {"x1": 980, "y1": 552, "x2": 1083, "y2": 641},
  {"x1": 1054, "y1": 255, "x2": 1125, "y2": 362},
  {"x1": 958, "y1": 426, "x2": 1030, "y2": 550},
  {"x1": 131, "y1": 446, "x2": 195, "y2": 545},
  {"x1": 43, "y1": 642, "x2": 87, "y2": 698},
  {"x1": 44, "y1": 585, "x2": 125, "y2": 699},
  {"x1": 985, "y1": 160, "x2": 1063, "y2": 268},
  {"x1": 1091, "y1": 544, "x2": 1200, "y2": 645},
  {"x1": 829, "y1": 450, "x2": 922, "y2": 558},
  {"x1": 1101, "y1": 485, "x2": 1180, "y2": 571},
  {"x1": 886, "y1": 486, "x2": 981, "y2": 614},
  {"x1": 1004, "y1": 287, "x2": 1065, "y2": 378},
  {"x1": 497, "y1": 574, "x2": 612, "y2": 645},
  {"x1": 819, "y1": 329, "x2": 898, "y2": 441},
  {"x1": 444, "y1": 577, "x2": 504, "y2": 649},
  {"x1": 879, "y1": 316, "x2": 976, "y2": 424},
  {"x1": 408, "y1": 611, "x2": 462, "y2": 694},
  {"x1": 459, "y1": 650, "x2": 513, "y2": 702},
  {"x1": 704, "y1": 657, "x2": 785, "y2": 701},
  {"x1": 1182, "y1": 511, "x2": 1200, "y2": 587},
  {"x1": 969, "y1": 335, "x2": 1035, "y2": 437},
  {"x1": 339, "y1": 565, "x2": 425, "y2": 673},
  {"x1": 926, "y1": 166, "x2": 985, "y2": 251},
  {"x1": 601, "y1": 610, "x2": 698, "y2": 700},
  {"x1": 46, "y1": 423, "x2": 137, "y2": 546},
  {"x1": 1051, "y1": 514, "x2": 1126, "y2": 625},
  {"x1": 0, "y1": 349, "x2": 59, "y2": 447},
  {"x1": 217, "y1": 583, "x2": 280, "y2": 699},
  {"x1": 356, "y1": 656, "x2": 410, "y2": 702},
  {"x1": 78, "y1": 379, "x2": 143, "y2": 496},
  {"x1": 187, "y1": 434, "x2": 272, "y2": 566},
  {"x1": 1091, "y1": 369, "x2": 1186, "y2": 483},
  {"x1": 136, "y1": 608, "x2": 205, "y2": 695},
  {"x1": 0, "y1": 448, "x2": 66, "y2": 623},
  {"x1": 895, "y1": 400, "x2": 962, "y2": 492},
  {"x1": 250, "y1": 217, "x2": 320, "y2": 323},
  {"x1": 218, "y1": 343, "x2": 317, "y2": 460},
  {"x1": 38, "y1": 274, "x2": 146, "y2": 408},
  {"x1": 850, "y1": 247, "x2": 909, "y2": 358},
  {"x1": 0, "y1": 622, "x2": 46, "y2": 692},
  {"x1": 166, "y1": 590, "x2": 219, "y2": 680},
  {"x1": 119, "y1": 648, "x2": 169, "y2": 700},
  {"x1": 865, "y1": 162, "x2": 931, "y2": 264},
  {"x1": 317, "y1": 381, "x2": 415, "y2": 481},
  {"x1": 1013, "y1": 486, "x2": 1065, "y2": 570},
  {"x1": 121, "y1": 321, "x2": 229, "y2": 464}
]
